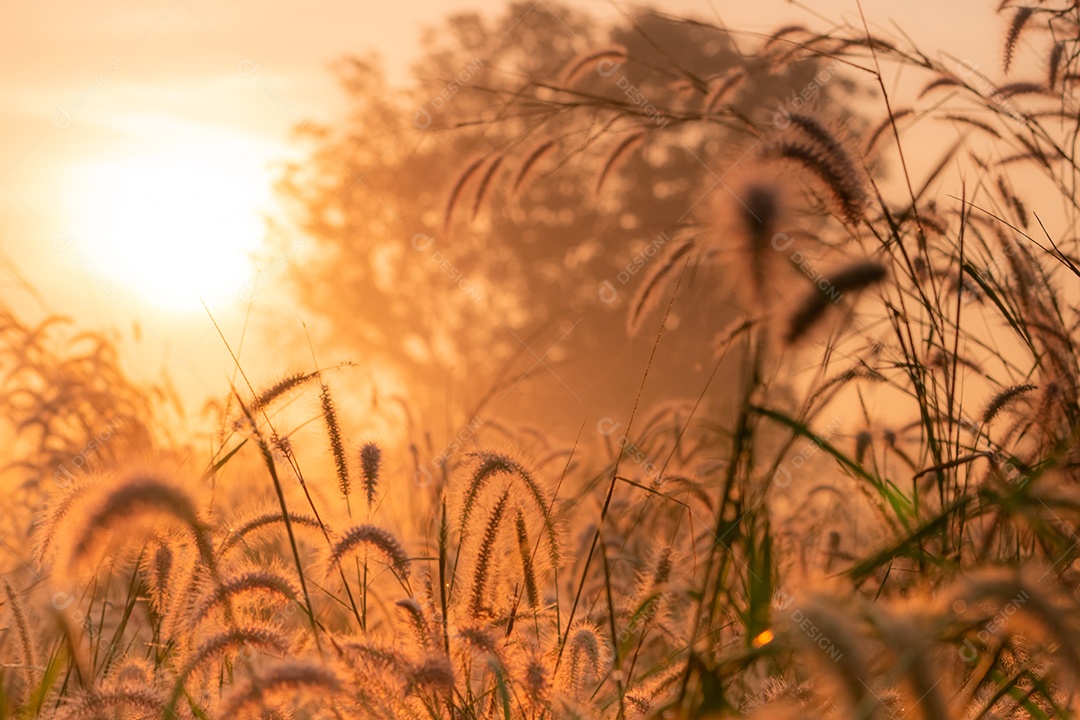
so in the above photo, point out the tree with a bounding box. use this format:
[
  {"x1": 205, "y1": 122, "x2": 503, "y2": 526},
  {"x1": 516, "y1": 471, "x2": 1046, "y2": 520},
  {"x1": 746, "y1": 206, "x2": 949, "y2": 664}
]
[{"x1": 275, "y1": 2, "x2": 855, "y2": 432}]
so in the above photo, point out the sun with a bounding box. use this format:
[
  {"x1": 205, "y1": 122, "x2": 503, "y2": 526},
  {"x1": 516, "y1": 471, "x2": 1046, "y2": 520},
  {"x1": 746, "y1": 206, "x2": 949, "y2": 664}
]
[{"x1": 69, "y1": 136, "x2": 274, "y2": 313}]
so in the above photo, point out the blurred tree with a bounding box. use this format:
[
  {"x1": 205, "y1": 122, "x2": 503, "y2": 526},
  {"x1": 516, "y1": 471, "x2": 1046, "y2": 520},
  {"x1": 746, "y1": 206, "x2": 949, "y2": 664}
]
[{"x1": 274, "y1": 3, "x2": 859, "y2": 432}]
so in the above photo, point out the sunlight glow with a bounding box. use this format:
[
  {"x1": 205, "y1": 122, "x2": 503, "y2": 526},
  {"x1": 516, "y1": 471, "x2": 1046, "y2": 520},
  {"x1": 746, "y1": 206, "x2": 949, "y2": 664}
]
[
  {"x1": 751, "y1": 629, "x2": 774, "y2": 648},
  {"x1": 70, "y1": 136, "x2": 273, "y2": 313}
]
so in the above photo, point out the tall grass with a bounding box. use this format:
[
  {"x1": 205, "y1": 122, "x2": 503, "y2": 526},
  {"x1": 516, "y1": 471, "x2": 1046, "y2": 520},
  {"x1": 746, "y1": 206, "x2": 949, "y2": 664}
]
[{"x1": 5, "y1": 2, "x2": 1080, "y2": 718}]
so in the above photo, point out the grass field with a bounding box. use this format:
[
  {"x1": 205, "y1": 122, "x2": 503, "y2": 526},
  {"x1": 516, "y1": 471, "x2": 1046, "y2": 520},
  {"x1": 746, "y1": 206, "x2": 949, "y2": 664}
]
[{"x1": 4, "y1": 2, "x2": 1080, "y2": 718}]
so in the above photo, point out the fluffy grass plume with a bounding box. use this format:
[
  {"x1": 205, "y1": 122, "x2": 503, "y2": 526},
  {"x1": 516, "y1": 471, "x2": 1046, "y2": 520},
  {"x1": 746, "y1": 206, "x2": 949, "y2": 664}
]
[
  {"x1": 443, "y1": 155, "x2": 489, "y2": 230},
  {"x1": 2, "y1": 579, "x2": 36, "y2": 683},
  {"x1": 33, "y1": 481, "x2": 95, "y2": 568},
  {"x1": 188, "y1": 563, "x2": 298, "y2": 627},
  {"x1": 320, "y1": 383, "x2": 350, "y2": 499},
  {"x1": 764, "y1": 138, "x2": 866, "y2": 223},
  {"x1": 250, "y1": 370, "x2": 319, "y2": 414},
  {"x1": 360, "y1": 441, "x2": 382, "y2": 508},
  {"x1": 785, "y1": 260, "x2": 888, "y2": 343},
  {"x1": 220, "y1": 661, "x2": 340, "y2": 717},
  {"x1": 514, "y1": 509, "x2": 541, "y2": 608},
  {"x1": 596, "y1": 131, "x2": 646, "y2": 195},
  {"x1": 982, "y1": 383, "x2": 1037, "y2": 424},
  {"x1": 58, "y1": 470, "x2": 214, "y2": 577},
  {"x1": 395, "y1": 597, "x2": 433, "y2": 650},
  {"x1": 471, "y1": 154, "x2": 505, "y2": 219},
  {"x1": 626, "y1": 238, "x2": 696, "y2": 336},
  {"x1": 468, "y1": 487, "x2": 511, "y2": 618},
  {"x1": 142, "y1": 541, "x2": 174, "y2": 614},
  {"x1": 703, "y1": 68, "x2": 747, "y2": 114},
  {"x1": 1004, "y1": 7, "x2": 1035, "y2": 73},
  {"x1": 559, "y1": 624, "x2": 607, "y2": 698},
  {"x1": 177, "y1": 624, "x2": 291, "y2": 684},
  {"x1": 56, "y1": 688, "x2": 166, "y2": 720},
  {"x1": 220, "y1": 506, "x2": 324, "y2": 553},
  {"x1": 559, "y1": 45, "x2": 628, "y2": 86},
  {"x1": 512, "y1": 138, "x2": 559, "y2": 197},
  {"x1": 327, "y1": 524, "x2": 411, "y2": 580},
  {"x1": 459, "y1": 452, "x2": 559, "y2": 569}
]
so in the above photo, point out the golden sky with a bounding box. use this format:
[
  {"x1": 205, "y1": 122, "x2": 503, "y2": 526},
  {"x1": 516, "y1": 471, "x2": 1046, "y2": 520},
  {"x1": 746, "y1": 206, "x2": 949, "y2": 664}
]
[{"x1": 0, "y1": 0, "x2": 998, "y2": 407}]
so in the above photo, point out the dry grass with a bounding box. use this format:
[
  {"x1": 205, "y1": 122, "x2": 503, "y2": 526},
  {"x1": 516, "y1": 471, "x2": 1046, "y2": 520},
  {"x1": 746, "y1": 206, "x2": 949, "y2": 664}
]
[{"x1": 5, "y1": 2, "x2": 1080, "y2": 718}]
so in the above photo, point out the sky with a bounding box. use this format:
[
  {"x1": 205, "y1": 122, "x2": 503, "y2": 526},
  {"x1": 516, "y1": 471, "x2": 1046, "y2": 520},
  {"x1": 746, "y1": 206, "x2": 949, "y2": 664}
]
[{"x1": 0, "y1": 0, "x2": 999, "y2": 414}]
